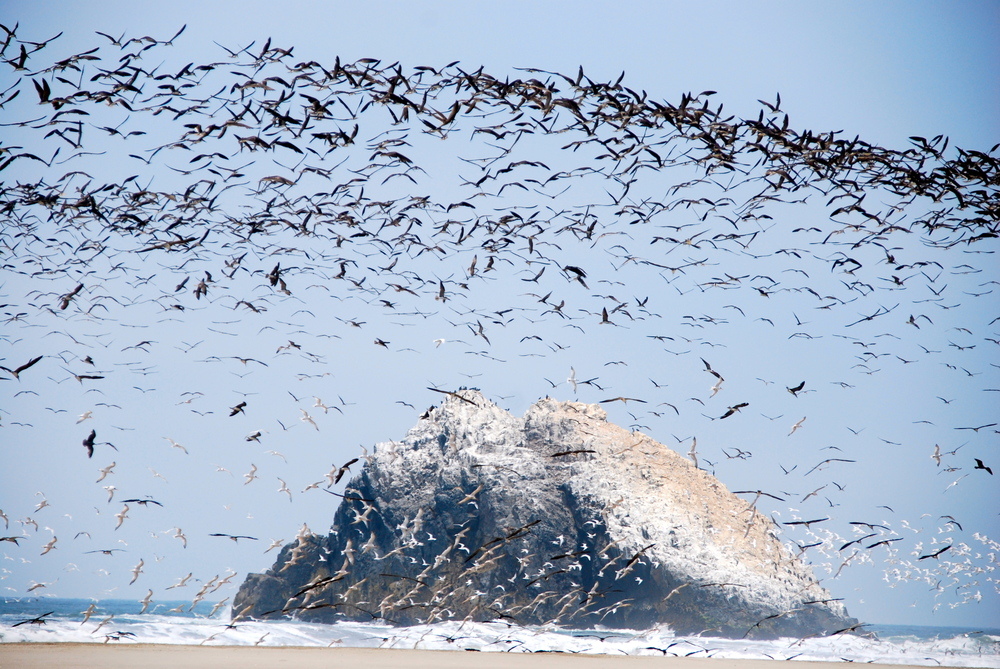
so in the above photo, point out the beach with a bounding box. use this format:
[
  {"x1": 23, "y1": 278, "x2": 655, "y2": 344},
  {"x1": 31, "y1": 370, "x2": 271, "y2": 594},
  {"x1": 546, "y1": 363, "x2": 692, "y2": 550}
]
[{"x1": 0, "y1": 644, "x2": 940, "y2": 669}]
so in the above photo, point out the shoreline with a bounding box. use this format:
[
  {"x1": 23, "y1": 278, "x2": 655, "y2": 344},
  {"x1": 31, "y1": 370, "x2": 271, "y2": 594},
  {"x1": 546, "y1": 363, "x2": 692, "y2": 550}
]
[{"x1": 0, "y1": 643, "x2": 943, "y2": 669}]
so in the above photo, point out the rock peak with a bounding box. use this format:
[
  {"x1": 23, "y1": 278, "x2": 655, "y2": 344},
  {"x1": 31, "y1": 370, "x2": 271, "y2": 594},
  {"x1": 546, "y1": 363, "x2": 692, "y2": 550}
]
[{"x1": 234, "y1": 391, "x2": 857, "y2": 638}]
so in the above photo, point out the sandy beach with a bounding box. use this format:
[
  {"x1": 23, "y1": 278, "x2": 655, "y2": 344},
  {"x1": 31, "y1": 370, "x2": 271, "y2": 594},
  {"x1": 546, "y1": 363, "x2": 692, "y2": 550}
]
[{"x1": 0, "y1": 644, "x2": 939, "y2": 669}]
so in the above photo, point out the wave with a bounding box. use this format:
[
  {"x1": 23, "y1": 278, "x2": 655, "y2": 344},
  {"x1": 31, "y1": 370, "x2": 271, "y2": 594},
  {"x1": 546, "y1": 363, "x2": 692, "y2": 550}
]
[{"x1": 2, "y1": 602, "x2": 997, "y2": 667}]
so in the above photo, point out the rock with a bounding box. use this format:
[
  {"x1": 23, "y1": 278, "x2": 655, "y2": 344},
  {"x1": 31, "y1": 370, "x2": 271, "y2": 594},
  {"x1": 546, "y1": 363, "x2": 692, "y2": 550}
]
[{"x1": 233, "y1": 390, "x2": 857, "y2": 638}]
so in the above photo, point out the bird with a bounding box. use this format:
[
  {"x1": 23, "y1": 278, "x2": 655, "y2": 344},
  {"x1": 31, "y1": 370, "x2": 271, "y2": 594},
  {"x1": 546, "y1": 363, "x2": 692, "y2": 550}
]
[
  {"x1": 209, "y1": 533, "x2": 258, "y2": 543},
  {"x1": 129, "y1": 558, "x2": 144, "y2": 585},
  {"x1": 788, "y1": 417, "x2": 806, "y2": 436},
  {"x1": 139, "y1": 589, "x2": 154, "y2": 613},
  {"x1": 918, "y1": 545, "x2": 952, "y2": 560},
  {"x1": 96, "y1": 462, "x2": 116, "y2": 483},
  {"x1": 277, "y1": 478, "x2": 292, "y2": 501},
  {"x1": 114, "y1": 505, "x2": 130, "y2": 530},
  {"x1": 0, "y1": 355, "x2": 43, "y2": 380},
  {"x1": 974, "y1": 458, "x2": 993, "y2": 475},
  {"x1": 719, "y1": 403, "x2": 749, "y2": 419},
  {"x1": 82, "y1": 429, "x2": 97, "y2": 458}
]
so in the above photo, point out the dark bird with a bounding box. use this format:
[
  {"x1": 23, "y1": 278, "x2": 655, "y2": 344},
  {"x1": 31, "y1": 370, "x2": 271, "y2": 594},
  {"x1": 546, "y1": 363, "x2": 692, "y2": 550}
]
[
  {"x1": 782, "y1": 518, "x2": 829, "y2": 528},
  {"x1": 866, "y1": 537, "x2": 903, "y2": 549},
  {"x1": 121, "y1": 498, "x2": 163, "y2": 507},
  {"x1": 786, "y1": 381, "x2": 805, "y2": 396},
  {"x1": 12, "y1": 612, "x2": 54, "y2": 627},
  {"x1": 918, "y1": 545, "x2": 952, "y2": 560},
  {"x1": 333, "y1": 458, "x2": 359, "y2": 485},
  {"x1": 229, "y1": 401, "x2": 247, "y2": 416},
  {"x1": 82, "y1": 429, "x2": 96, "y2": 458},
  {"x1": 0, "y1": 355, "x2": 43, "y2": 380},
  {"x1": 209, "y1": 533, "x2": 258, "y2": 542},
  {"x1": 599, "y1": 397, "x2": 646, "y2": 404},
  {"x1": 974, "y1": 458, "x2": 993, "y2": 475},
  {"x1": 719, "y1": 403, "x2": 749, "y2": 419},
  {"x1": 427, "y1": 387, "x2": 478, "y2": 406}
]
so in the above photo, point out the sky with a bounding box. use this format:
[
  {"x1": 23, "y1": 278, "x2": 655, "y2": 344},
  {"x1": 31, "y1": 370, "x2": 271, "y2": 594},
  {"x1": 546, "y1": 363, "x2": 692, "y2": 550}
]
[{"x1": 0, "y1": 1, "x2": 998, "y2": 629}]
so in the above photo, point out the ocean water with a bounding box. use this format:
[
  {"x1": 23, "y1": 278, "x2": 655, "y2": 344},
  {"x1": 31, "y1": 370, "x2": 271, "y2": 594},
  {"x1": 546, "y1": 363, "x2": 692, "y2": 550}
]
[{"x1": 1, "y1": 598, "x2": 997, "y2": 667}]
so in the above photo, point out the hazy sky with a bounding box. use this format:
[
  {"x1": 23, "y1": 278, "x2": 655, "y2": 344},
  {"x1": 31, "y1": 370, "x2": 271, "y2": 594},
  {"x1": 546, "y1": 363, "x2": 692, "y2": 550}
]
[{"x1": 1, "y1": 1, "x2": 997, "y2": 630}]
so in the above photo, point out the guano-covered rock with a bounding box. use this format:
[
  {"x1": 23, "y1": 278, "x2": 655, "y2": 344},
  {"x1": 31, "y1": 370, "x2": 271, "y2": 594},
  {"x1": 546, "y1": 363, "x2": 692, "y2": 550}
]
[{"x1": 233, "y1": 390, "x2": 857, "y2": 638}]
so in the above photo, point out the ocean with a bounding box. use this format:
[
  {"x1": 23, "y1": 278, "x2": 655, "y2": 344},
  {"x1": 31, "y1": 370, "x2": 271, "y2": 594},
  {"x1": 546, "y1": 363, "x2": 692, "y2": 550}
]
[{"x1": 1, "y1": 598, "x2": 997, "y2": 667}]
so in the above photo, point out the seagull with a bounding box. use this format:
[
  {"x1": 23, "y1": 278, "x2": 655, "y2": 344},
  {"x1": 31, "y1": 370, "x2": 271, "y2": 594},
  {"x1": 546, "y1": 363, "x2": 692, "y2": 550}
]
[
  {"x1": 172, "y1": 527, "x2": 187, "y2": 548},
  {"x1": 165, "y1": 572, "x2": 192, "y2": 589},
  {"x1": 788, "y1": 417, "x2": 807, "y2": 436},
  {"x1": 96, "y1": 462, "x2": 116, "y2": 483},
  {"x1": 567, "y1": 367, "x2": 578, "y2": 392},
  {"x1": 164, "y1": 437, "x2": 188, "y2": 454},
  {"x1": 77, "y1": 411, "x2": 93, "y2": 424},
  {"x1": 300, "y1": 409, "x2": 319, "y2": 430},
  {"x1": 139, "y1": 589, "x2": 154, "y2": 613},
  {"x1": 974, "y1": 458, "x2": 993, "y2": 475},
  {"x1": 129, "y1": 558, "x2": 144, "y2": 585},
  {"x1": 277, "y1": 478, "x2": 292, "y2": 502},
  {"x1": 40, "y1": 536, "x2": 58, "y2": 555},
  {"x1": 687, "y1": 437, "x2": 698, "y2": 469},
  {"x1": 114, "y1": 504, "x2": 130, "y2": 530},
  {"x1": 244, "y1": 464, "x2": 258, "y2": 485}
]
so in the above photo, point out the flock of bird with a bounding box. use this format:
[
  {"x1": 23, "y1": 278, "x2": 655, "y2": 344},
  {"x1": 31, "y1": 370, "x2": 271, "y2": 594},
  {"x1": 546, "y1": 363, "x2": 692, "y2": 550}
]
[{"x1": 0, "y1": 22, "x2": 997, "y2": 641}]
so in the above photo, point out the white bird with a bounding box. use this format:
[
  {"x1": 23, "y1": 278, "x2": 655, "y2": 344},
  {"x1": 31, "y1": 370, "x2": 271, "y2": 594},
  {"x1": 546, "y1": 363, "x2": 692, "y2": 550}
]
[
  {"x1": 148, "y1": 468, "x2": 168, "y2": 482},
  {"x1": 40, "y1": 536, "x2": 58, "y2": 555},
  {"x1": 277, "y1": 478, "x2": 292, "y2": 502},
  {"x1": 103, "y1": 486, "x2": 117, "y2": 503},
  {"x1": 129, "y1": 558, "x2": 143, "y2": 585},
  {"x1": 114, "y1": 505, "x2": 130, "y2": 530},
  {"x1": 77, "y1": 411, "x2": 93, "y2": 424},
  {"x1": 96, "y1": 462, "x2": 116, "y2": 483},
  {"x1": 266, "y1": 450, "x2": 287, "y2": 462},
  {"x1": 209, "y1": 597, "x2": 230, "y2": 617},
  {"x1": 264, "y1": 538, "x2": 284, "y2": 554},
  {"x1": 567, "y1": 367, "x2": 578, "y2": 393},
  {"x1": 172, "y1": 527, "x2": 187, "y2": 549},
  {"x1": 788, "y1": 417, "x2": 807, "y2": 436},
  {"x1": 164, "y1": 437, "x2": 188, "y2": 454},
  {"x1": 688, "y1": 437, "x2": 698, "y2": 469},
  {"x1": 342, "y1": 538, "x2": 356, "y2": 565},
  {"x1": 166, "y1": 572, "x2": 192, "y2": 590},
  {"x1": 80, "y1": 602, "x2": 97, "y2": 624},
  {"x1": 139, "y1": 589, "x2": 154, "y2": 613},
  {"x1": 300, "y1": 409, "x2": 319, "y2": 430},
  {"x1": 244, "y1": 464, "x2": 258, "y2": 485},
  {"x1": 313, "y1": 397, "x2": 329, "y2": 414},
  {"x1": 931, "y1": 444, "x2": 942, "y2": 466}
]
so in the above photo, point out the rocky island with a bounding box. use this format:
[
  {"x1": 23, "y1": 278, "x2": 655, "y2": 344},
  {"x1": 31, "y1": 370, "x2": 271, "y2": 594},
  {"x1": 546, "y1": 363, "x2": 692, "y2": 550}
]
[{"x1": 233, "y1": 390, "x2": 857, "y2": 638}]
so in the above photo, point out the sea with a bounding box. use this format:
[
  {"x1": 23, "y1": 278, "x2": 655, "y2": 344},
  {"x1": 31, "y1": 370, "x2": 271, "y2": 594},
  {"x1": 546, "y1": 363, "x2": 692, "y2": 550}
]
[{"x1": 0, "y1": 598, "x2": 997, "y2": 667}]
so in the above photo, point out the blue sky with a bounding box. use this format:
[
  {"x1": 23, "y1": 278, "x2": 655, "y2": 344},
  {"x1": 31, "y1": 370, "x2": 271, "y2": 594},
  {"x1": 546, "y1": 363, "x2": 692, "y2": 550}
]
[{"x1": 1, "y1": 1, "x2": 997, "y2": 629}]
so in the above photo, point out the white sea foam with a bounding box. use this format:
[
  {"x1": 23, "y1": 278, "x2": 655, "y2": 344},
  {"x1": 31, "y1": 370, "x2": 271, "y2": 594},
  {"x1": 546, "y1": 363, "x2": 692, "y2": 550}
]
[{"x1": 2, "y1": 614, "x2": 997, "y2": 667}]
